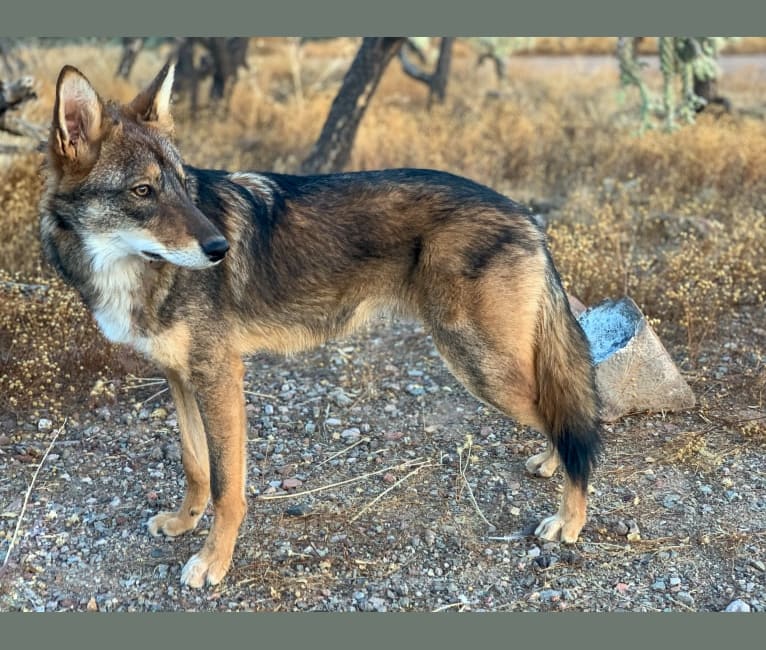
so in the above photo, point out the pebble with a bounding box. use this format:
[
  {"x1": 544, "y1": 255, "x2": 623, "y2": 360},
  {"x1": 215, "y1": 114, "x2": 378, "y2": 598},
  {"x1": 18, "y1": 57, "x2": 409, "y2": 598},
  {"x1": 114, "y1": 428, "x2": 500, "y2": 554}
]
[
  {"x1": 325, "y1": 418, "x2": 342, "y2": 427},
  {"x1": 285, "y1": 504, "x2": 311, "y2": 517},
  {"x1": 304, "y1": 422, "x2": 316, "y2": 434},
  {"x1": 669, "y1": 577, "x2": 681, "y2": 587},
  {"x1": 341, "y1": 428, "x2": 361, "y2": 441},
  {"x1": 282, "y1": 477, "x2": 303, "y2": 490},
  {"x1": 37, "y1": 418, "x2": 53, "y2": 432},
  {"x1": 538, "y1": 589, "x2": 562, "y2": 602},
  {"x1": 676, "y1": 592, "x2": 695, "y2": 607},
  {"x1": 150, "y1": 408, "x2": 167, "y2": 420},
  {"x1": 405, "y1": 384, "x2": 425, "y2": 396},
  {"x1": 652, "y1": 580, "x2": 666, "y2": 591},
  {"x1": 724, "y1": 599, "x2": 751, "y2": 612},
  {"x1": 748, "y1": 559, "x2": 766, "y2": 572}
]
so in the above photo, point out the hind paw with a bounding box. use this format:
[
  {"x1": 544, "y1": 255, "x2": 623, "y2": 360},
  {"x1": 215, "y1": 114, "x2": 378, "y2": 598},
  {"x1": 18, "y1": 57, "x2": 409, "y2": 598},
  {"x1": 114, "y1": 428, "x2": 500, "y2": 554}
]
[
  {"x1": 147, "y1": 510, "x2": 201, "y2": 538},
  {"x1": 535, "y1": 514, "x2": 582, "y2": 544},
  {"x1": 525, "y1": 449, "x2": 560, "y2": 478}
]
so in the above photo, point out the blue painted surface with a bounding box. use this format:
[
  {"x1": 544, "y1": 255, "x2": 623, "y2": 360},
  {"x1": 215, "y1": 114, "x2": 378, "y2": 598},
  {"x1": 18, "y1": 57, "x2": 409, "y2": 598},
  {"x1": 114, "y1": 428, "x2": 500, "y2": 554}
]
[{"x1": 577, "y1": 298, "x2": 643, "y2": 365}]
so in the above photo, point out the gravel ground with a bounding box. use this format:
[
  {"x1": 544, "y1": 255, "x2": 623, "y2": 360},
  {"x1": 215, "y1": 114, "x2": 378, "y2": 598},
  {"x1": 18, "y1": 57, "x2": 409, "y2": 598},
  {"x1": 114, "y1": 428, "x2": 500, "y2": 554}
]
[{"x1": 0, "y1": 305, "x2": 764, "y2": 612}]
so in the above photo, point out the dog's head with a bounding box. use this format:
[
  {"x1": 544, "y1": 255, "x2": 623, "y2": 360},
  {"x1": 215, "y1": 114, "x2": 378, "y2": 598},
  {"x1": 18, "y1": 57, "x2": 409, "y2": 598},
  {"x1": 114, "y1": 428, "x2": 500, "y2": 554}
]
[{"x1": 45, "y1": 63, "x2": 228, "y2": 270}]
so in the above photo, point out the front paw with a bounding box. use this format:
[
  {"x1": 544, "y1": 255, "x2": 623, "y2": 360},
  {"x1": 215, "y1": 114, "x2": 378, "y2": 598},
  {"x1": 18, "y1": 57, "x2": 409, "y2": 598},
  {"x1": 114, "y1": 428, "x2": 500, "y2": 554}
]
[{"x1": 180, "y1": 551, "x2": 232, "y2": 588}]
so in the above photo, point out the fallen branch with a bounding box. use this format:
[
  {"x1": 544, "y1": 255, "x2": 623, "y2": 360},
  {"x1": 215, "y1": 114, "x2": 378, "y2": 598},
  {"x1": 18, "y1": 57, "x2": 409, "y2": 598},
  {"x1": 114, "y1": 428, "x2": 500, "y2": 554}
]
[{"x1": 2, "y1": 419, "x2": 66, "y2": 568}]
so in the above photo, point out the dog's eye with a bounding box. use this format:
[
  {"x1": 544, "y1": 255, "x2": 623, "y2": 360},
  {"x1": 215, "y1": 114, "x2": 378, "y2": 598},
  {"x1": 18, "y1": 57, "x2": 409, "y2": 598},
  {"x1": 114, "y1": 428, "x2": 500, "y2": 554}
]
[{"x1": 132, "y1": 184, "x2": 153, "y2": 198}]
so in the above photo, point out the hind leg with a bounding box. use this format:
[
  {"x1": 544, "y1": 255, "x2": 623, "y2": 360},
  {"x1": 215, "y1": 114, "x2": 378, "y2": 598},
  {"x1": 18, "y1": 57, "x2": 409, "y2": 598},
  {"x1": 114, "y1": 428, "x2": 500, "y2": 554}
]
[
  {"x1": 525, "y1": 440, "x2": 560, "y2": 478},
  {"x1": 433, "y1": 308, "x2": 587, "y2": 543}
]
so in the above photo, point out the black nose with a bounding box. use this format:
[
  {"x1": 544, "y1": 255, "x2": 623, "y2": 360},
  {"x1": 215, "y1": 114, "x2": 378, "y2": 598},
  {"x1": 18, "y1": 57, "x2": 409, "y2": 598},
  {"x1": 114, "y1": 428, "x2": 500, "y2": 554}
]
[{"x1": 201, "y1": 237, "x2": 229, "y2": 262}]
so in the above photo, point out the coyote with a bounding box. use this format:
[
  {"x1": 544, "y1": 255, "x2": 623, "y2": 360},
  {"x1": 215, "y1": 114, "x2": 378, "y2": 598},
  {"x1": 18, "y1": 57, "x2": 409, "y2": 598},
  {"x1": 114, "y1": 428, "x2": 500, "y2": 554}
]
[{"x1": 40, "y1": 63, "x2": 601, "y2": 588}]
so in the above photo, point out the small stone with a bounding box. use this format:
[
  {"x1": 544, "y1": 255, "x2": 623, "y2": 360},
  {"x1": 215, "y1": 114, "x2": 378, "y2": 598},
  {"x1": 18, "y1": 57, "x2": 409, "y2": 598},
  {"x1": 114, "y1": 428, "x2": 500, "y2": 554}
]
[
  {"x1": 614, "y1": 521, "x2": 629, "y2": 536},
  {"x1": 382, "y1": 473, "x2": 396, "y2": 484},
  {"x1": 332, "y1": 391, "x2": 353, "y2": 407},
  {"x1": 282, "y1": 477, "x2": 303, "y2": 490},
  {"x1": 538, "y1": 589, "x2": 562, "y2": 603},
  {"x1": 285, "y1": 504, "x2": 311, "y2": 517},
  {"x1": 86, "y1": 597, "x2": 98, "y2": 612},
  {"x1": 0, "y1": 434, "x2": 11, "y2": 445},
  {"x1": 384, "y1": 431, "x2": 404, "y2": 441},
  {"x1": 37, "y1": 418, "x2": 53, "y2": 432},
  {"x1": 150, "y1": 408, "x2": 167, "y2": 420},
  {"x1": 527, "y1": 546, "x2": 541, "y2": 558},
  {"x1": 669, "y1": 577, "x2": 682, "y2": 587},
  {"x1": 304, "y1": 422, "x2": 316, "y2": 434},
  {"x1": 676, "y1": 592, "x2": 695, "y2": 607},
  {"x1": 341, "y1": 428, "x2": 361, "y2": 441},
  {"x1": 509, "y1": 506, "x2": 521, "y2": 517},
  {"x1": 163, "y1": 442, "x2": 181, "y2": 462},
  {"x1": 748, "y1": 559, "x2": 766, "y2": 572},
  {"x1": 263, "y1": 404, "x2": 274, "y2": 415},
  {"x1": 724, "y1": 599, "x2": 751, "y2": 612},
  {"x1": 405, "y1": 384, "x2": 425, "y2": 397},
  {"x1": 325, "y1": 418, "x2": 341, "y2": 427},
  {"x1": 652, "y1": 581, "x2": 666, "y2": 591}
]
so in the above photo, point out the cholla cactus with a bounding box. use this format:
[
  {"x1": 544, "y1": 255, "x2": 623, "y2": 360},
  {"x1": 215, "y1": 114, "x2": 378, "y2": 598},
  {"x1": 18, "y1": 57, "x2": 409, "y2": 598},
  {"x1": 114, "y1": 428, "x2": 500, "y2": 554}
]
[{"x1": 618, "y1": 37, "x2": 731, "y2": 132}]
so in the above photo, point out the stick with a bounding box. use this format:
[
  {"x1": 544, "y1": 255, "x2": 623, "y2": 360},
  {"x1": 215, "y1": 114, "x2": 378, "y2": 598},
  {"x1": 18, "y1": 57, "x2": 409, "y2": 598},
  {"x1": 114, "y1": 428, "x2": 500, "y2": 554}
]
[
  {"x1": 257, "y1": 458, "x2": 428, "y2": 501},
  {"x1": 315, "y1": 436, "x2": 370, "y2": 468},
  {"x1": 2, "y1": 419, "x2": 66, "y2": 568},
  {"x1": 349, "y1": 461, "x2": 431, "y2": 523}
]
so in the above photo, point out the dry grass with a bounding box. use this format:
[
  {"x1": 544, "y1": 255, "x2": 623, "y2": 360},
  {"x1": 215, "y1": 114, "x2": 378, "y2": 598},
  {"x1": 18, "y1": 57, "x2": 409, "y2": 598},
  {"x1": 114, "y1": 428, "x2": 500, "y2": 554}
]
[{"x1": 1, "y1": 38, "x2": 765, "y2": 421}]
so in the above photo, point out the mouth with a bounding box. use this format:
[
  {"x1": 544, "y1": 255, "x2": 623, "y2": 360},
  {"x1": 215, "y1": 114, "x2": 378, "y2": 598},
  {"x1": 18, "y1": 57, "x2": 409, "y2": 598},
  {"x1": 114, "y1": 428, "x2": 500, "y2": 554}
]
[{"x1": 139, "y1": 250, "x2": 164, "y2": 262}]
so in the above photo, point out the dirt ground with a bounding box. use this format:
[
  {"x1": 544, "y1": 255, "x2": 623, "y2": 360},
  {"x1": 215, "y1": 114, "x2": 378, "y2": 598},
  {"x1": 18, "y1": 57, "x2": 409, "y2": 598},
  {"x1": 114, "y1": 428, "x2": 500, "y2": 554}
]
[
  {"x1": 0, "y1": 40, "x2": 764, "y2": 612},
  {"x1": 0, "y1": 301, "x2": 763, "y2": 612}
]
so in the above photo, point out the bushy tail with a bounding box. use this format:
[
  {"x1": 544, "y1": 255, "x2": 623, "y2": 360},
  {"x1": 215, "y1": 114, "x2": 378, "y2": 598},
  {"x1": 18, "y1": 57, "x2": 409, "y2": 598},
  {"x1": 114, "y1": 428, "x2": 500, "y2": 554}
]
[{"x1": 535, "y1": 258, "x2": 602, "y2": 489}]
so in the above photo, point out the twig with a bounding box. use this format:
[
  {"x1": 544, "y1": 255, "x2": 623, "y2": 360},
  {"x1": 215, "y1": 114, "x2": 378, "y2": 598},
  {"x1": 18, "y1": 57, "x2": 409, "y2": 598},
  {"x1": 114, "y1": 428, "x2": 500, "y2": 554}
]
[
  {"x1": 244, "y1": 391, "x2": 278, "y2": 400},
  {"x1": 136, "y1": 387, "x2": 169, "y2": 409},
  {"x1": 2, "y1": 418, "x2": 66, "y2": 568},
  {"x1": 457, "y1": 435, "x2": 493, "y2": 527},
  {"x1": 349, "y1": 461, "x2": 432, "y2": 523},
  {"x1": 315, "y1": 436, "x2": 370, "y2": 468},
  {"x1": 258, "y1": 458, "x2": 428, "y2": 501},
  {"x1": 432, "y1": 602, "x2": 462, "y2": 612}
]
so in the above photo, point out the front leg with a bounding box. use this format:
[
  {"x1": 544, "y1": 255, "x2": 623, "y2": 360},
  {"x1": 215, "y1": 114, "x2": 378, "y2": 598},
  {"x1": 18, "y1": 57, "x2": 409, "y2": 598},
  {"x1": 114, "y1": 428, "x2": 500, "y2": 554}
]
[
  {"x1": 180, "y1": 353, "x2": 248, "y2": 588},
  {"x1": 148, "y1": 369, "x2": 210, "y2": 538}
]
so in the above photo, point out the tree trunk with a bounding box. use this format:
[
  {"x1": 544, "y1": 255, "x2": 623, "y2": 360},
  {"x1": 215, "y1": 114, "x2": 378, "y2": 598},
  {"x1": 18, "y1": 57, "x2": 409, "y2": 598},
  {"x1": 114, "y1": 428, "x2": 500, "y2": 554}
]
[
  {"x1": 399, "y1": 37, "x2": 455, "y2": 109},
  {"x1": 173, "y1": 38, "x2": 249, "y2": 114},
  {"x1": 301, "y1": 37, "x2": 405, "y2": 174},
  {"x1": 428, "y1": 37, "x2": 454, "y2": 107},
  {"x1": 116, "y1": 37, "x2": 144, "y2": 79}
]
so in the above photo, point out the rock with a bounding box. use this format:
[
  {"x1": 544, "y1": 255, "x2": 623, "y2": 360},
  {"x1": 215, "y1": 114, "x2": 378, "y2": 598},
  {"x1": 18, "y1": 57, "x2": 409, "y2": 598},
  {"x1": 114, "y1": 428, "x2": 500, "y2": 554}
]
[
  {"x1": 150, "y1": 408, "x2": 167, "y2": 420},
  {"x1": 567, "y1": 293, "x2": 587, "y2": 317},
  {"x1": 384, "y1": 431, "x2": 404, "y2": 441},
  {"x1": 341, "y1": 428, "x2": 361, "y2": 441},
  {"x1": 282, "y1": 477, "x2": 303, "y2": 490},
  {"x1": 325, "y1": 418, "x2": 342, "y2": 427},
  {"x1": 676, "y1": 592, "x2": 695, "y2": 607},
  {"x1": 748, "y1": 559, "x2": 765, "y2": 572},
  {"x1": 578, "y1": 297, "x2": 695, "y2": 422},
  {"x1": 724, "y1": 599, "x2": 751, "y2": 612},
  {"x1": 652, "y1": 580, "x2": 666, "y2": 591},
  {"x1": 86, "y1": 597, "x2": 98, "y2": 612},
  {"x1": 383, "y1": 472, "x2": 396, "y2": 484},
  {"x1": 37, "y1": 418, "x2": 53, "y2": 432},
  {"x1": 285, "y1": 504, "x2": 311, "y2": 517},
  {"x1": 405, "y1": 384, "x2": 425, "y2": 397}
]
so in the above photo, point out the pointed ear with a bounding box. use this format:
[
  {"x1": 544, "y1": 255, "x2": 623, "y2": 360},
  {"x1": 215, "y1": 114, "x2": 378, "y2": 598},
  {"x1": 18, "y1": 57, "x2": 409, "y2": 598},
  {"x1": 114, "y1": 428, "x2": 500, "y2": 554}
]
[
  {"x1": 129, "y1": 62, "x2": 175, "y2": 134},
  {"x1": 52, "y1": 65, "x2": 104, "y2": 163}
]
